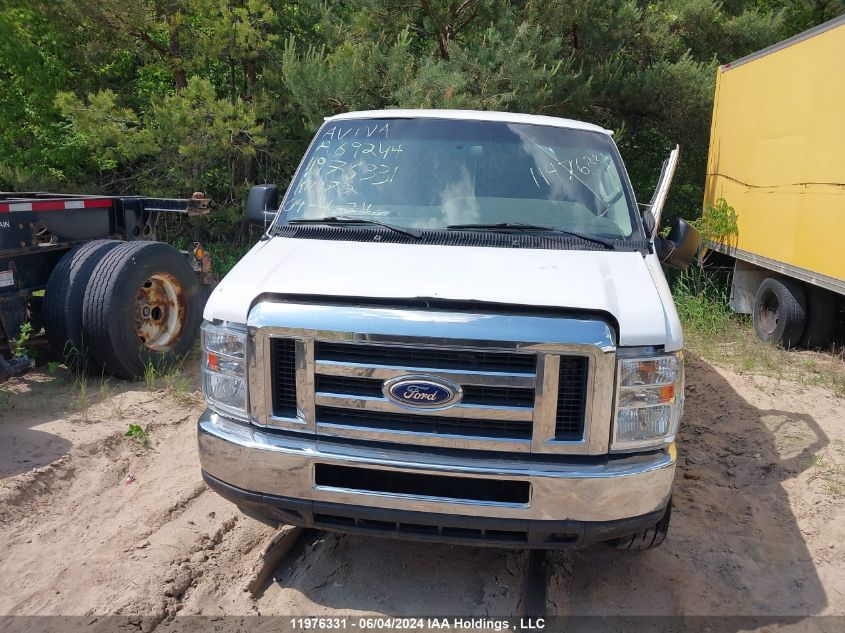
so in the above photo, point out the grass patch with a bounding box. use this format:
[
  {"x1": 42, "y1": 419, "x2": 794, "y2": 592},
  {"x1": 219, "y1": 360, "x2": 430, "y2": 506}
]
[
  {"x1": 139, "y1": 354, "x2": 200, "y2": 404},
  {"x1": 674, "y1": 266, "x2": 845, "y2": 396},
  {"x1": 161, "y1": 365, "x2": 202, "y2": 405},
  {"x1": 69, "y1": 364, "x2": 112, "y2": 421},
  {"x1": 162, "y1": 367, "x2": 191, "y2": 394},
  {"x1": 809, "y1": 443, "x2": 845, "y2": 497},
  {"x1": 74, "y1": 374, "x2": 92, "y2": 421},
  {"x1": 143, "y1": 361, "x2": 158, "y2": 391}
]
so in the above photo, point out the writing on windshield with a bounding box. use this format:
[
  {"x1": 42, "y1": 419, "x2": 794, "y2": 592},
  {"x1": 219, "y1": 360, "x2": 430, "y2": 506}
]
[
  {"x1": 284, "y1": 123, "x2": 404, "y2": 217},
  {"x1": 279, "y1": 118, "x2": 636, "y2": 237}
]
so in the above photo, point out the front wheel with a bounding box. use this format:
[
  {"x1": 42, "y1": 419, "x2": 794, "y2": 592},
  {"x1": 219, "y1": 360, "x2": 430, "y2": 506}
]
[
  {"x1": 82, "y1": 241, "x2": 202, "y2": 379},
  {"x1": 606, "y1": 502, "x2": 671, "y2": 550}
]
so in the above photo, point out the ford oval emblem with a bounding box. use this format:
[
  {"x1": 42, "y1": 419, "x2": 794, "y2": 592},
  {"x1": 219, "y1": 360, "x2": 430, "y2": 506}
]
[{"x1": 383, "y1": 375, "x2": 463, "y2": 410}]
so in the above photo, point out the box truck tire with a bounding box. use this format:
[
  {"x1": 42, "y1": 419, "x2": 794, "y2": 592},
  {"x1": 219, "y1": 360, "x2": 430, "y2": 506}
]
[
  {"x1": 801, "y1": 286, "x2": 836, "y2": 349},
  {"x1": 82, "y1": 241, "x2": 202, "y2": 379},
  {"x1": 753, "y1": 277, "x2": 806, "y2": 348}
]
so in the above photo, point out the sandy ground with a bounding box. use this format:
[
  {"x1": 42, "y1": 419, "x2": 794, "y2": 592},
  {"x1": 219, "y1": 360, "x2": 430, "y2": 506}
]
[{"x1": 1, "y1": 352, "x2": 843, "y2": 625}]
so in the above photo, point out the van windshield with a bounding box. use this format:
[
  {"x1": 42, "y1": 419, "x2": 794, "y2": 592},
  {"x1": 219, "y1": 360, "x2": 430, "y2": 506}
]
[{"x1": 277, "y1": 117, "x2": 639, "y2": 239}]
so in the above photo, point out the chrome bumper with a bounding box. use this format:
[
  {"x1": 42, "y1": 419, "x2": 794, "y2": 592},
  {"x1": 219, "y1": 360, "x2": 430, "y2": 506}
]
[{"x1": 198, "y1": 410, "x2": 675, "y2": 523}]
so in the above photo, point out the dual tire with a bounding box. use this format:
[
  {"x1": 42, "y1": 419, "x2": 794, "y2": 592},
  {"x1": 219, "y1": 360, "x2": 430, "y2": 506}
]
[{"x1": 44, "y1": 241, "x2": 202, "y2": 379}]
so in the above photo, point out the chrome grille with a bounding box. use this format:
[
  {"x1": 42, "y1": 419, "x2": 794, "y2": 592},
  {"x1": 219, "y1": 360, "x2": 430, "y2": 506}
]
[
  {"x1": 555, "y1": 356, "x2": 590, "y2": 439},
  {"x1": 316, "y1": 406, "x2": 533, "y2": 439},
  {"x1": 271, "y1": 338, "x2": 297, "y2": 418},
  {"x1": 315, "y1": 341, "x2": 537, "y2": 373},
  {"x1": 315, "y1": 374, "x2": 536, "y2": 407},
  {"x1": 251, "y1": 302, "x2": 617, "y2": 455},
  {"x1": 269, "y1": 338, "x2": 588, "y2": 445},
  {"x1": 312, "y1": 341, "x2": 538, "y2": 438}
]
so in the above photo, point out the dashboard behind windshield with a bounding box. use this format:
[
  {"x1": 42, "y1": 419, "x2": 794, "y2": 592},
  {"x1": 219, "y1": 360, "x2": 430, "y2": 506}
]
[{"x1": 277, "y1": 117, "x2": 640, "y2": 239}]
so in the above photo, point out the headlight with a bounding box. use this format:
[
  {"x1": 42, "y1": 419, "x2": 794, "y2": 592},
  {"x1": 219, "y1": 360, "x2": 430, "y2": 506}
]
[
  {"x1": 612, "y1": 352, "x2": 683, "y2": 451},
  {"x1": 201, "y1": 321, "x2": 248, "y2": 421}
]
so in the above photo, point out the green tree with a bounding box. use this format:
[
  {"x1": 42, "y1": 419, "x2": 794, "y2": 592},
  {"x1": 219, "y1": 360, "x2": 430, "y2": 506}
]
[
  {"x1": 0, "y1": 1, "x2": 91, "y2": 188},
  {"x1": 56, "y1": 77, "x2": 264, "y2": 198},
  {"x1": 1, "y1": 0, "x2": 839, "y2": 238}
]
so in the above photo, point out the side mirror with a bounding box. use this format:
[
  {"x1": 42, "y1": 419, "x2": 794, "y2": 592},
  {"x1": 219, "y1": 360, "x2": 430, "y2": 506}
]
[
  {"x1": 655, "y1": 218, "x2": 701, "y2": 270},
  {"x1": 245, "y1": 184, "x2": 279, "y2": 227}
]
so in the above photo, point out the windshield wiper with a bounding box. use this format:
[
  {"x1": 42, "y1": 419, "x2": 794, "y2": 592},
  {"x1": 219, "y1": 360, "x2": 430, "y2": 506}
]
[
  {"x1": 286, "y1": 216, "x2": 422, "y2": 239},
  {"x1": 446, "y1": 223, "x2": 616, "y2": 249}
]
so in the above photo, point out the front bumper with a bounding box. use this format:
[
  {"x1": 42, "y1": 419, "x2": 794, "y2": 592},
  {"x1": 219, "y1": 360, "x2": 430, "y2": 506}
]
[{"x1": 198, "y1": 410, "x2": 675, "y2": 547}]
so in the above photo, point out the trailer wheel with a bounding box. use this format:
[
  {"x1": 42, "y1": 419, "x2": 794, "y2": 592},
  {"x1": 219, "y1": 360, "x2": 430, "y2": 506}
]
[
  {"x1": 801, "y1": 286, "x2": 836, "y2": 349},
  {"x1": 82, "y1": 241, "x2": 201, "y2": 379},
  {"x1": 753, "y1": 277, "x2": 806, "y2": 347},
  {"x1": 607, "y1": 502, "x2": 671, "y2": 550},
  {"x1": 43, "y1": 240, "x2": 122, "y2": 365}
]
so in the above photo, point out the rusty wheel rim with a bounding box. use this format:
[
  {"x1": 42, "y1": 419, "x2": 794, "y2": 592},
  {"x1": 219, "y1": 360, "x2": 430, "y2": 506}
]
[
  {"x1": 134, "y1": 273, "x2": 186, "y2": 352},
  {"x1": 759, "y1": 288, "x2": 779, "y2": 337}
]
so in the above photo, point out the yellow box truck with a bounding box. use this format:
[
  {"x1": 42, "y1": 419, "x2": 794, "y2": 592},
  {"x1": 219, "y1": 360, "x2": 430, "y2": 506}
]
[{"x1": 704, "y1": 13, "x2": 845, "y2": 348}]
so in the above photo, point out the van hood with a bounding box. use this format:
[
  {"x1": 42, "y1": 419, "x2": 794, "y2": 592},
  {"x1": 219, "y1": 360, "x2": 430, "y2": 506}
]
[{"x1": 204, "y1": 237, "x2": 680, "y2": 348}]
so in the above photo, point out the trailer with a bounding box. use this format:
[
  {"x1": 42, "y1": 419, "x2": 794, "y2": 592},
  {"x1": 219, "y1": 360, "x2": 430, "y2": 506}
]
[
  {"x1": 0, "y1": 191, "x2": 214, "y2": 381},
  {"x1": 703, "y1": 14, "x2": 845, "y2": 348}
]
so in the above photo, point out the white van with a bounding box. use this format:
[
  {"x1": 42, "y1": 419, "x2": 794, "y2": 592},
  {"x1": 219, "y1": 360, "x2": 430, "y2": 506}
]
[{"x1": 197, "y1": 110, "x2": 699, "y2": 549}]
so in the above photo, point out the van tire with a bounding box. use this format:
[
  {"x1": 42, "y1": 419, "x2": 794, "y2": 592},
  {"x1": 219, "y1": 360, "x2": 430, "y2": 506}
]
[
  {"x1": 43, "y1": 240, "x2": 122, "y2": 365},
  {"x1": 82, "y1": 241, "x2": 201, "y2": 379},
  {"x1": 753, "y1": 277, "x2": 806, "y2": 348},
  {"x1": 801, "y1": 286, "x2": 836, "y2": 349},
  {"x1": 607, "y1": 502, "x2": 671, "y2": 550}
]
